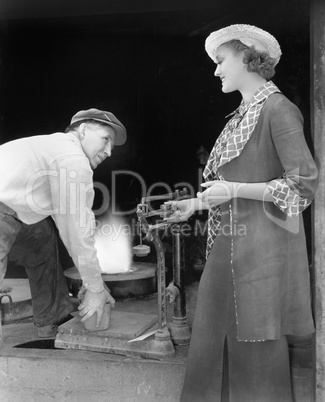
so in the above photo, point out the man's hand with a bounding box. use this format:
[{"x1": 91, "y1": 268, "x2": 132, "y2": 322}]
[
  {"x1": 78, "y1": 287, "x2": 115, "y2": 327},
  {"x1": 0, "y1": 285, "x2": 12, "y2": 294}
]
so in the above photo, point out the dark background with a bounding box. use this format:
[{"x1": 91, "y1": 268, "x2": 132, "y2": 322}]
[{"x1": 0, "y1": 0, "x2": 312, "y2": 259}]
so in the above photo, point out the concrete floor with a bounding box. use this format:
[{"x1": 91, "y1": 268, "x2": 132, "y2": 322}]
[
  {"x1": 0, "y1": 278, "x2": 314, "y2": 402},
  {"x1": 0, "y1": 285, "x2": 189, "y2": 402}
]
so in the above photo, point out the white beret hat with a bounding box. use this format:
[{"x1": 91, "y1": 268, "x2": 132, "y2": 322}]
[{"x1": 205, "y1": 24, "x2": 282, "y2": 65}]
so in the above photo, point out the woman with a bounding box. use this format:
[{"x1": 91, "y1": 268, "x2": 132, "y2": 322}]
[{"x1": 165, "y1": 24, "x2": 318, "y2": 401}]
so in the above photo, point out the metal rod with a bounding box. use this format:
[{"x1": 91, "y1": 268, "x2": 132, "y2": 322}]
[
  {"x1": 137, "y1": 214, "x2": 167, "y2": 330},
  {"x1": 143, "y1": 209, "x2": 165, "y2": 218},
  {"x1": 148, "y1": 223, "x2": 169, "y2": 231},
  {"x1": 172, "y1": 224, "x2": 187, "y2": 320},
  {"x1": 141, "y1": 188, "x2": 188, "y2": 204}
]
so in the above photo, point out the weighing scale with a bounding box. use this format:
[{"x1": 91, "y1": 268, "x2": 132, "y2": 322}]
[{"x1": 55, "y1": 189, "x2": 191, "y2": 360}]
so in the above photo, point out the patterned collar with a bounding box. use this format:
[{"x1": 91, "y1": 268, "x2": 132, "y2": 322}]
[{"x1": 204, "y1": 81, "x2": 281, "y2": 181}]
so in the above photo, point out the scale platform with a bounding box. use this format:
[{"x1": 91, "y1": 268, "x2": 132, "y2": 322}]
[
  {"x1": 64, "y1": 263, "x2": 157, "y2": 299},
  {"x1": 55, "y1": 310, "x2": 175, "y2": 360}
]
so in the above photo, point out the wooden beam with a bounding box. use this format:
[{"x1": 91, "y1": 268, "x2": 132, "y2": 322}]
[
  {"x1": 0, "y1": 0, "x2": 228, "y2": 20},
  {"x1": 311, "y1": 0, "x2": 325, "y2": 401}
]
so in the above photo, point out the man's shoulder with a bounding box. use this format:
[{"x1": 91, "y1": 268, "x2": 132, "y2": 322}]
[
  {"x1": 42, "y1": 132, "x2": 76, "y2": 145},
  {"x1": 35, "y1": 132, "x2": 83, "y2": 154},
  {"x1": 26, "y1": 132, "x2": 88, "y2": 167}
]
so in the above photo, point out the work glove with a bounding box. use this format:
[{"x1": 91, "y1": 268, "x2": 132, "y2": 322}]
[
  {"x1": 78, "y1": 285, "x2": 115, "y2": 328},
  {"x1": 78, "y1": 282, "x2": 114, "y2": 303}
]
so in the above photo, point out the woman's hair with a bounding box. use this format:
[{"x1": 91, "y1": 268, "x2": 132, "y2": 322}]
[
  {"x1": 223, "y1": 39, "x2": 276, "y2": 80},
  {"x1": 65, "y1": 119, "x2": 108, "y2": 133}
]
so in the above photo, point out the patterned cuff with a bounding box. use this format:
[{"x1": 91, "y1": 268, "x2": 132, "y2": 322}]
[
  {"x1": 206, "y1": 207, "x2": 221, "y2": 259},
  {"x1": 267, "y1": 179, "x2": 311, "y2": 217}
]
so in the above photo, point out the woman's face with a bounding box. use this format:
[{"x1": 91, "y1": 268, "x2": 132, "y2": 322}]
[
  {"x1": 80, "y1": 123, "x2": 116, "y2": 169},
  {"x1": 214, "y1": 45, "x2": 247, "y2": 93}
]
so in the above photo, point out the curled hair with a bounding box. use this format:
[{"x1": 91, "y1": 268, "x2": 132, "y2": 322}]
[
  {"x1": 223, "y1": 39, "x2": 276, "y2": 80},
  {"x1": 65, "y1": 119, "x2": 108, "y2": 133}
]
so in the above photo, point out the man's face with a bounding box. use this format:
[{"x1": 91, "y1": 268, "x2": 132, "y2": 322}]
[{"x1": 80, "y1": 123, "x2": 116, "y2": 169}]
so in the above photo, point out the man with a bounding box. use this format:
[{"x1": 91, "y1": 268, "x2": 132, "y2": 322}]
[{"x1": 0, "y1": 108, "x2": 126, "y2": 337}]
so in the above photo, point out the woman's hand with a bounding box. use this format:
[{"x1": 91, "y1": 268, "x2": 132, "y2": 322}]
[
  {"x1": 198, "y1": 180, "x2": 233, "y2": 208},
  {"x1": 163, "y1": 198, "x2": 197, "y2": 223}
]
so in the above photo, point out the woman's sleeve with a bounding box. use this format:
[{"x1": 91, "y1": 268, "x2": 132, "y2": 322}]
[{"x1": 267, "y1": 97, "x2": 318, "y2": 217}]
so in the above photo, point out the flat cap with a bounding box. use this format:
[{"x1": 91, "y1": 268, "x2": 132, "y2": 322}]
[{"x1": 71, "y1": 108, "x2": 127, "y2": 146}]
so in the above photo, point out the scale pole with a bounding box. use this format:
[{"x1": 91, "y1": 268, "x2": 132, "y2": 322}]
[{"x1": 168, "y1": 223, "x2": 191, "y2": 345}]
